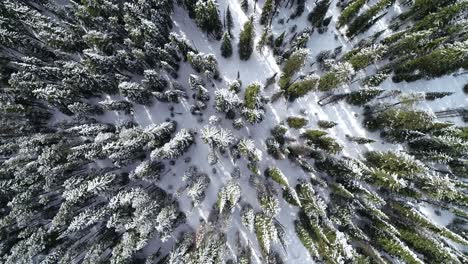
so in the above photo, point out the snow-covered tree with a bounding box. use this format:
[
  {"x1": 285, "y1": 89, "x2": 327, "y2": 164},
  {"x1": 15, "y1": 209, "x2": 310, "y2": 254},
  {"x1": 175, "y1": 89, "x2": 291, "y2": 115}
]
[
  {"x1": 151, "y1": 129, "x2": 194, "y2": 160},
  {"x1": 183, "y1": 166, "x2": 210, "y2": 206},
  {"x1": 195, "y1": 0, "x2": 223, "y2": 39},
  {"x1": 200, "y1": 125, "x2": 235, "y2": 164},
  {"x1": 118, "y1": 81, "x2": 152, "y2": 105},
  {"x1": 217, "y1": 181, "x2": 241, "y2": 214},
  {"x1": 215, "y1": 88, "x2": 241, "y2": 114}
]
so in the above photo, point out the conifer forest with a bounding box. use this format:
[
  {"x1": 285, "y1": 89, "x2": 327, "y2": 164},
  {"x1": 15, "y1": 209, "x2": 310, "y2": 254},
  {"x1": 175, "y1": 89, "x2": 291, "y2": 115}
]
[{"x1": 1, "y1": 0, "x2": 468, "y2": 263}]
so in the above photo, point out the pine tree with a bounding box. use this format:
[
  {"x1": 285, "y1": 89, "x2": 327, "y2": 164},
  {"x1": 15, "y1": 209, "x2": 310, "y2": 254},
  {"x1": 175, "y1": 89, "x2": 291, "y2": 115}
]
[
  {"x1": 151, "y1": 129, "x2": 194, "y2": 160},
  {"x1": 217, "y1": 181, "x2": 241, "y2": 214},
  {"x1": 317, "y1": 120, "x2": 337, "y2": 129},
  {"x1": 200, "y1": 125, "x2": 235, "y2": 164},
  {"x1": 241, "y1": 204, "x2": 255, "y2": 231},
  {"x1": 254, "y1": 213, "x2": 279, "y2": 255},
  {"x1": 238, "y1": 138, "x2": 262, "y2": 162},
  {"x1": 256, "y1": 27, "x2": 271, "y2": 53},
  {"x1": 259, "y1": 195, "x2": 280, "y2": 217},
  {"x1": 279, "y1": 48, "x2": 308, "y2": 89},
  {"x1": 265, "y1": 167, "x2": 289, "y2": 187},
  {"x1": 287, "y1": 116, "x2": 308, "y2": 129},
  {"x1": 195, "y1": 0, "x2": 223, "y2": 39},
  {"x1": 285, "y1": 75, "x2": 319, "y2": 101},
  {"x1": 187, "y1": 51, "x2": 220, "y2": 79},
  {"x1": 238, "y1": 17, "x2": 255, "y2": 60},
  {"x1": 183, "y1": 166, "x2": 210, "y2": 207},
  {"x1": 215, "y1": 88, "x2": 241, "y2": 113},
  {"x1": 337, "y1": 0, "x2": 366, "y2": 28},
  {"x1": 118, "y1": 81, "x2": 152, "y2": 105},
  {"x1": 130, "y1": 160, "x2": 165, "y2": 181},
  {"x1": 318, "y1": 61, "x2": 355, "y2": 91},
  {"x1": 308, "y1": 0, "x2": 331, "y2": 28},
  {"x1": 260, "y1": 0, "x2": 274, "y2": 25},
  {"x1": 220, "y1": 32, "x2": 233, "y2": 58},
  {"x1": 346, "y1": 88, "x2": 384, "y2": 106}
]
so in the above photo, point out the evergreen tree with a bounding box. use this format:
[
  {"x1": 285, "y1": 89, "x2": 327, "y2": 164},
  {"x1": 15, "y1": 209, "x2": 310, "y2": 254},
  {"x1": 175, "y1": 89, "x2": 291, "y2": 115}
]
[
  {"x1": 279, "y1": 48, "x2": 308, "y2": 89},
  {"x1": 183, "y1": 166, "x2": 210, "y2": 206},
  {"x1": 215, "y1": 88, "x2": 241, "y2": 113},
  {"x1": 238, "y1": 17, "x2": 255, "y2": 60},
  {"x1": 118, "y1": 81, "x2": 152, "y2": 105},
  {"x1": 195, "y1": 0, "x2": 223, "y2": 39},
  {"x1": 220, "y1": 32, "x2": 233, "y2": 58},
  {"x1": 308, "y1": 0, "x2": 331, "y2": 28},
  {"x1": 260, "y1": 0, "x2": 274, "y2": 25},
  {"x1": 151, "y1": 129, "x2": 194, "y2": 160},
  {"x1": 285, "y1": 75, "x2": 319, "y2": 101},
  {"x1": 318, "y1": 61, "x2": 355, "y2": 91},
  {"x1": 337, "y1": 0, "x2": 366, "y2": 28},
  {"x1": 217, "y1": 181, "x2": 241, "y2": 214}
]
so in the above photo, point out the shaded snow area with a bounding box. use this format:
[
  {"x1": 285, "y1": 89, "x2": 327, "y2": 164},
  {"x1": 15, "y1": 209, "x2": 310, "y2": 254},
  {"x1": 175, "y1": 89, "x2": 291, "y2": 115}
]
[{"x1": 116, "y1": 0, "x2": 467, "y2": 263}]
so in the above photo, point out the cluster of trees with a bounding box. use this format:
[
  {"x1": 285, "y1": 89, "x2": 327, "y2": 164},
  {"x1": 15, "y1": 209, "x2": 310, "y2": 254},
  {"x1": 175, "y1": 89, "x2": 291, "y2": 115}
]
[
  {"x1": 1, "y1": 0, "x2": 466, "y2": 263},
  {"x1": 0, "y1": 0, "x2": 196, "y2": 262}
]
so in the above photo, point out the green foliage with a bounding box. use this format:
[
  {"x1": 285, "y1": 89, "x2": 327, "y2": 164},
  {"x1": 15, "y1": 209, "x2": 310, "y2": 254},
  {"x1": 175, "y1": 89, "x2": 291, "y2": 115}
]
[
  {"x1": 391, "y1": 202, "x2": 468, "y2": 245},
  {"x1": 217, "y1": 181, "x2": 241, "y2": 214},
  {"x1": 295, "y1": 221, "x2": 319, "y2": 258},
  {"x1": 337, "y1": 0, "x2": 366, "y2": 28},
  {"x1": 279, "y1": 49, "x2": 308, "y2": 89},
  {"x1": 408, "y1": 135, "x2": 468, "y2": 158},
  {"x1": 347, "y1": 136, "x2": 375, "y2": 144},
  {"x1": 254, "y1": 213, "x2": 278, "y2": 255},
  {"x1": 318, "y1": 62, "x2": 354, "y2": 91},
  {"x1": 195, "y1": 0, "x2": 223, "y2": 39},
  {"x1": 399, "y1": 0, "x2": 457, "y2": 22},
  {"x1": 185, "y1": 0, "x2": 198, "y2": 17},
  {"x1": 265, "y1": 167, "x2": 289, "y2": 187},
  {"x1": 346, "y1": 88, "x2": 384, "y2": 106},
  {"x1": 365, "y1": 151, "x2": 425, "y2": 178},
  {"x1": 220, "y1": 32, "x2": 233, "y2": 58},
  {"x1": 260, "y1": 0, "x2": 274, "y2": 25},
  {"x1": 241, "y1": 0, "x2": 249, "y2": 12},
  {"x1": 344, "y1": 44, "x2": 387, "y2": 70},
  {"x1": 397, "y1": 226, "x2": 457, "y2": 263},
  {"x1": 317, "y1": 120, "x2": 337, "y2": 129},
  {"x1": 411, "y1": 2, "x2": 468, "y2": 32},
  {"x1": 375, "y1": 235, "x2": 424, "y2": 264},
  {"x1": 346, "y1": 0, "x2": 394, "y2": 37},
  {"x1": 301, "y1": 130, "x2": 342, "y2": 154},
  {"x1": 287, "y1": 116, "x2": 308, "y2": 129},
  {"x1": 361, "y1": 71, "x2": 390, "y2": 87},
  {"x1": 257, "y1": 27, "x2": 272, "y2": 53},
  {"x1": 238, "y1": 17, "x2": 255, "y2": 60},
  {"x1": 312, "y1": 136, "x2": 343, "y2": 154},
  {"x1": 301, "y1": 129, "x2": 327, "y2": 140},
  {"x1": 244, "y1": 82, "x2": 262, "y2": 109},
  {"x1": 285, "y1": 75, "x2": 319, "y2": 101},
  {"x1": 365, "y1": 108, "x2": 435, "y2": 132},
  {"x1": 393, "y1": 41, "x2": 468, "y2": 82},
  {"x1": 259, "y1": 195, "x2": 280, "y2": 217},
  {"x1": 283, "y1": 187, "x2": 302, "y2": 206}
]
